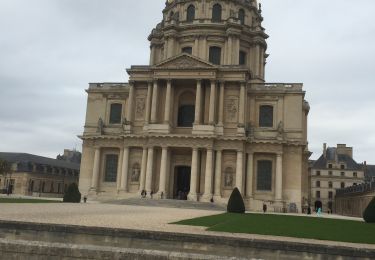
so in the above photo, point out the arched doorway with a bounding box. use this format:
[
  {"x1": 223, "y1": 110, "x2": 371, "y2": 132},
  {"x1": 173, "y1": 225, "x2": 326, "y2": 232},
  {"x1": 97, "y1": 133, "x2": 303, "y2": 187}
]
[
  {"x1": 174, "y1": 166, "x2": 191, "y2": 200},
  {"x1": 314, "y1": 200, "x2": 323, "y2": 212}
]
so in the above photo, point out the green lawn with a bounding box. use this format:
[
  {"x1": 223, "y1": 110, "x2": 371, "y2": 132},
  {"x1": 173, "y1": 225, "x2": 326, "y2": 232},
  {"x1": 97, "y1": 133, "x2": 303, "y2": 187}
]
[
  {"x1": 0, "y1": 198, "x2": 61, "y2": 203},
  {"x1": 173, "y1": 213, "x2": 375, "y2": 244}
]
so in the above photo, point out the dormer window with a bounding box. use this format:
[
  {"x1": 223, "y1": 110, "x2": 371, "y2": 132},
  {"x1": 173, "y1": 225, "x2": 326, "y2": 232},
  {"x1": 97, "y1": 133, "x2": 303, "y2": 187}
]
[{"x1": 340, "y1": 165, "x2": 345, "y2": 169}]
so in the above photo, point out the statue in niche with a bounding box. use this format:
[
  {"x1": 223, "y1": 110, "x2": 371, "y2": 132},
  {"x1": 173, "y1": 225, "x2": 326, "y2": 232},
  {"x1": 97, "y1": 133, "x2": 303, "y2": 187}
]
[
  {"x1": 135, "y1": 98, "x2": 145, "y2": 119},
  {"x1": 226, "y1": 99, "x2": 238, "y2": 122},
  {"x1": 224, "y1": 168, "x2": 234, "y2": 188},
  {"x1": 277, "y1": 121, "x2": 285, "y2": 140},
  {"x1": 131, "y1": 164, "x2": 140, "y2": 183},
  {"x1": 97, "y1": 117, "x2": 104, "y2": 135}
]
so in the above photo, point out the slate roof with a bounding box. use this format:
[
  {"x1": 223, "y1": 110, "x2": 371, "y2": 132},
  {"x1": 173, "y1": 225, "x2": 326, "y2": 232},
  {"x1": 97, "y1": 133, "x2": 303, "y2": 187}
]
[
  {"x1": 0, "y1": 152, "x2": 80, "y2": 171},
  {"x1": 365, "y1": 165, "x2": 375, "y2": 181},
  {"x1": 312, "y1": 147, "x2": 362, "y2": 170}
]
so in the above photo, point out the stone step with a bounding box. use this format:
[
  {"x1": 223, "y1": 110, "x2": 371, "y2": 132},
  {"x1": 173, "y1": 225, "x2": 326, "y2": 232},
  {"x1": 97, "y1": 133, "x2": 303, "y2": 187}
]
[{"x1": 107, "y1": 198, "x2": 226, "y2": 211}]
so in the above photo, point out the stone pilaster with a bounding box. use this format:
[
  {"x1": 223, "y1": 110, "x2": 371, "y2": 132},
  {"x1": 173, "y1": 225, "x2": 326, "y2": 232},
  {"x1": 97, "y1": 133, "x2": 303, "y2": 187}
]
[
  {"x1": 90, "y1": 147, "x2": 101, "y2": 191},
  {"x1": 120, "y1": 147, "x2": 130, "y2": 192},
  {"x1": 150, "y1": 81, "x2": 158, "y2": 123},
  {"x1": 158, "y1": 147, "x2": 169, "y2": 198},
  {"x1": 275, "y1": 153, "x2": 283, "y2": 201},
  {"x1": 163, "y1": 80, "x2": 172, "y2": 124},
  {"x1": 213, "y1": 150, "x2": 222, "y2": 200},
  {"x1": 208, "y1": 81, "x2": 216, "y2": 125},
  {"x1": 194, "y1": 80, "x2": 202, "y2": 125},
  {"x1": 145, "y1": 147, "x2": 154, "y2": 193},
  {"x1": 139, "y1": 147, "x2": 148, "y2": 192},
  {"x1": 236, "y1": 150, "x2": 244, "y2": 194},
  {"x1": 202, "y1": 148, "x2": 214, "y2": 201},
  {"x1": 116, "y1": 148, "x2": 124, "y2": 192},
  {"x1": 188, "y1": 148, "x2": 199, "y2": 201},
  {"x1": 144, "y1": 81, "x2": 153, "y2": 126},
  {"x1": 126, "y1": 82, "x2": 134, "y2": 123},
  {"x1": 246, "y1": 152, "x2": 254, "y2": 198}
]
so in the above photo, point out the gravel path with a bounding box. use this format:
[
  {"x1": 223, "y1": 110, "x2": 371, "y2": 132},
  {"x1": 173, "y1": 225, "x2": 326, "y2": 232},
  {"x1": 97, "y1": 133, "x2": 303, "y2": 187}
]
[{"x1": 0, "y1": 203, "x2": 374, "y2": 250}]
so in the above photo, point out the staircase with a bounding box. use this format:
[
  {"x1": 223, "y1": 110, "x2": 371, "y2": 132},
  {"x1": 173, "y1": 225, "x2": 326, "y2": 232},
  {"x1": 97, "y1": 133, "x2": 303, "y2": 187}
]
[{"x1": 106, "y1": 197, "x2": 226, "y2": 211}]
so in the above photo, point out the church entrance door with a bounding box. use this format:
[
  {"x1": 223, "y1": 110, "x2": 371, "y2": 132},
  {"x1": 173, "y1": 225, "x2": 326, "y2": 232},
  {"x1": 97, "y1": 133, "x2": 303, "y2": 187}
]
[{"x1": 174, "y1": 166, "x2": 191, "y2": 200}]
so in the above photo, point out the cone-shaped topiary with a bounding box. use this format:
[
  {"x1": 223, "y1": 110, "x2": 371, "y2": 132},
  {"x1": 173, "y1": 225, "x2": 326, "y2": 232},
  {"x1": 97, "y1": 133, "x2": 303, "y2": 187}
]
[
  {"x1": 363, "y1": 197, "x2": 375, "y2": 223},
  {"x1": 63, "y1": 183, "x2": 82, "y2": 203},
  {"x1": 227, "y1": 187, "x2": 245, "y2": 213}
]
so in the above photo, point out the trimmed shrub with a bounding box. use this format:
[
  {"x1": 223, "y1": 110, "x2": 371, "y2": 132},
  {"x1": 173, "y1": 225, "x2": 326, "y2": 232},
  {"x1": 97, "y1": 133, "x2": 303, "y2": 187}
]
[
  {"x1": 363, "y1": 197, "x2": 375, "y2": 223},
  {"x1": 63, "y1": 183, "x2": 81, "y2": 203},
  {"x1": 227, "y1": 187, "x2": 245, "y2": 213}
]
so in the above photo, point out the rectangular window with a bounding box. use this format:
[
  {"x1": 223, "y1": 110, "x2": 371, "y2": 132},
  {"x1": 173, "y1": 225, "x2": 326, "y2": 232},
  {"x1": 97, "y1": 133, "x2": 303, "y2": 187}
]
[
  {"x1": 182, "y1": 47, "x2": 192, "y2": 55},
  {"x1": 316, "y1": 191, "x2": 320, "y2": 198},
  {"x1": 353, "y1": 172, "x2": 357, "y2": 177},
  {"x1": 209, "y1": 46, "x2": 221, "y2": 65},
  {"x1": 340, "y1": 165, "x2": 345, "y2": 169},
  {"x1": 257, "y1": 160, "x2": 272, "y2": 191},
  {"x1": 328, "y1": 191, "x2": 333, "y2": 199},
  {"x1": 259, "y1": 105, "x2": 273, "y2": 127},
  {"x1": 239, "y1": 51, "x2": 247, "y2": 65},
  {"x1": 109, "y1": 103, "x2": 122, "y2": 124},
  {"x1": 328, "y1": 164, "x2": 332, "y2": 169},
  {"x1": 104, "y1": 154, "x2": 118, "y2": 182},
  {"x1": 316, "y1": 181, "x2": 320, "y2": 187},
  {"x1": 341, "y1": 172, "x2": 345, "y2": 177},
  {"x1": 341, "y1": 182, "x2": 345, "y2": 189},
  {"x1": 329, "y1": 171, "x2": 333, "y2": 176},
  {"x1": 329, "y1": 182, "x2": 333, "y2": 188},
  {"x1": 316, "y1": 171, "x2": 321, "y2": 176}
]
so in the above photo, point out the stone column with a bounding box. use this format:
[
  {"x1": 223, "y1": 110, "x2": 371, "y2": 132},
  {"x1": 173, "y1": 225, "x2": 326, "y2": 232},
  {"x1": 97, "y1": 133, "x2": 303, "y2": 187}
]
[
  {"x1": 145, "y1": 147, "x2": 154, "y2": 192},
  {"x1": 158, "y1": 147, "x2": 168, "y2": 196},
  {"x1": 218, "y1": 81, "x2": 225, "y2": 126},
  {"x1": 116, "y1": 148, "x2": 124, "y2": 191},
  {"x1": 203, "y1": 148, "x2": 213, "y2": 200},
  {"x1": 139, "y1": 147, "x2": 148, "y2": 192},
  {"x1": 188, "y1": 148, "x2": 199, "y2": 201},
  {"x1": 214, "y1": 150, "x2": 222, "y2": 198},
  {"x1": 126, "y1": 82, "x2": 135, "y2": 122},
  {"x1": 246, "y1": 152, "x2": 254, "y2": 198},
  {"x1": 227, "y1": 36, "x2": 233, "y2": 65},
  {"x1": 275, "y1": 153, "x2": 283, "y2": 201},
  {"x1": 208, "y1": 81, "x2": 216, "y2": 125},
  {"x1": 120, "y1": 147, "x2": 130, "y2": 191},
  {"x1": 238, "y1": 82, "x2": 246, "y2": 126},
  {"x1": 194, "y1": 80, "x2": 202, "y2": 125},
  {"x1": 193, "y1": 36, "x2": 199, "y2": 56},
  {"x1": 236, "y1": 150, "x2": 244, "y2": 193},
  {"x1": 144, "y1": 81, "x2": 153, "y2": 125},
  {"x1": 150, "y1": 81, "x2": 158, "y2": 123},
  {"x1": 91, "y1": 147, "x2": 101, "y2": 190},
  {"x1": 164, "y1": 80, "x2": 172, "y2": 124}
]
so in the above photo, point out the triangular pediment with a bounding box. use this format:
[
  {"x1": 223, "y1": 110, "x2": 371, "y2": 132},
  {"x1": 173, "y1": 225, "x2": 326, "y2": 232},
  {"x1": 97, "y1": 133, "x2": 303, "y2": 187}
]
[{"x1": 154, "y1": 54, "x2": 216, "y2": 69}]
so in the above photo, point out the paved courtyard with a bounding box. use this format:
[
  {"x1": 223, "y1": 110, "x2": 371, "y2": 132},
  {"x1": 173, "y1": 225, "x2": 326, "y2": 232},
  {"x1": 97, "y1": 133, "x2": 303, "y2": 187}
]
[{"x1": 0, "y1": 201, "x2": 374, "y2": 250}]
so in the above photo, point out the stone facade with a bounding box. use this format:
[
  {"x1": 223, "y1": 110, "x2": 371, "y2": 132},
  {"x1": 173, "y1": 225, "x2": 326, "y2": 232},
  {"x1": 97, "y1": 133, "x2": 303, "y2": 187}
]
[
  {"x1": 335, "y1": 182, "x2": 375, "y2": 217},
  {"x1": 309, "y1": 144, "x2": 365, "y2": 213},
  {"x1": 0, "y1": 152, "x2": 79, "y2": 197},
  {"x1": 79, "y1": 0, "x2": 310, "y2": 212}
]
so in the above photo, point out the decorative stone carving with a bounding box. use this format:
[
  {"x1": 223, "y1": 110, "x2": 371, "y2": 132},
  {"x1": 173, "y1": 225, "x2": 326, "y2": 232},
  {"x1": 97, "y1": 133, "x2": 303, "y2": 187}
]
[
  {"x1": 131, "y1": 163, "x2": 140, "y2": 183},
  {"x1": 277, "y1": 121, "x2": 285, "y2": 140},
  {"x1": 135, "y1": 97, "x2": 145, "y2": 120},
  {"x1": 224, "y1": 167, "x2": 234, "y2": 188},
  {"x1": 158, "y1": 56, "x2": 214, "y2": 69},
  {"x1": 225, "y1": 97, "x2": 238, "y2": 123},
  {"x1": 97, "y1": 118, "x2": 104, "y2": 135}
]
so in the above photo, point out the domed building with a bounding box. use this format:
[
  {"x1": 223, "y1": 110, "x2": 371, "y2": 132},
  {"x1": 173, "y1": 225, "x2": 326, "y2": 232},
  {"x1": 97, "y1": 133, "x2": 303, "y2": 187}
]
[{"x1": 79, "y1": 0, "x2": 310, "y2": 212}]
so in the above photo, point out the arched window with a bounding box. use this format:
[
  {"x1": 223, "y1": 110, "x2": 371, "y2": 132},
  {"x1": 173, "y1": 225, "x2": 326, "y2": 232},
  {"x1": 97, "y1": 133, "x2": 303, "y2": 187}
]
[
  {"x1": 239, "y1": 51, "x2": 247, "y2": 65},
  {"x1": 238, "y1": 9, "x2": 245, "y2": 25},
  {"x1": 257, "y1": 160, "x2": 272, "y2": 191},
  {"x1": 109, "y1": 103, "x2": 122, "y2": 124},
  {"x1": 212, "y1": 4, "x2": 222, "y2": 22},
  {"x1": 187, "y1": 5, "x2": 195, "y2": 22},
  {"x1": 209, "y1": 46, "x2": 221, "y2": 65},
  {"x1": 259, "y1": 105, "x2": 273, "y2": 127},
  {"x1": 178, "y1": 105, "x2": 195, "y2": 127},
  {"x1": 177, "y1": 91, "x2": 195, "y2": 127},
  {"x1": 104, "y1": 154, "x2": 118, "y2": 182},
  {"x1": 169, "y1": 11, "x2": 174, "y2": 19},
  {"x1": 182, "y1": 47, "x2": 192, "y2": 55}
]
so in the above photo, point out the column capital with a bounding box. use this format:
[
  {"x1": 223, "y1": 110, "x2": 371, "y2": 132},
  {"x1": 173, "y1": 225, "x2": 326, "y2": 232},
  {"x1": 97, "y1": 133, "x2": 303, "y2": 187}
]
[
  {"x1": 166, "y1": 79, "x2": 172, "y2": 84},
  {"x1": 147, "y1": 80, "x2": 153, "y2": 85},
  {"x1": 276, "y1": 153, "x2": 283, "y2": 157}
]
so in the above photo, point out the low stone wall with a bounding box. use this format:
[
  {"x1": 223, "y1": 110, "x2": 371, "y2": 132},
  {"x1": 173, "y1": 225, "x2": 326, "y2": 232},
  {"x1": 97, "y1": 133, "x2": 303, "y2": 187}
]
[
  {"x1": 0, "y1": 220, "x2": 374, "y2": 259},
  {"x1": 335, "y1": 190, "x2": 375, "y2": 218}
]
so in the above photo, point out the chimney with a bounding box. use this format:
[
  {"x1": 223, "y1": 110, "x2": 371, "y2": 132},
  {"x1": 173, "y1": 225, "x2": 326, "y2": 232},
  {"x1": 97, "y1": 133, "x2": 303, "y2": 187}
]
[{"x1": 323, "y1": 143, "x2": 327, "y2": 158}]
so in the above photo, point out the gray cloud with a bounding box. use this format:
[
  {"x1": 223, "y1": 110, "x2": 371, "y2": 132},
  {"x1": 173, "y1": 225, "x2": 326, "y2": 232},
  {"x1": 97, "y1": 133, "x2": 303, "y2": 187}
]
[{"x1": 0, "y1": 0, "x2": 374, "y2": 163}]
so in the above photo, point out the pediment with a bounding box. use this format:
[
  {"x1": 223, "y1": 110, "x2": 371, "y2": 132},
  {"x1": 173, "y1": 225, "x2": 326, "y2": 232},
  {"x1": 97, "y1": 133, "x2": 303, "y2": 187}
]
[{"x1": 154, "y1": 54, "x2": 216, "y2": 69}]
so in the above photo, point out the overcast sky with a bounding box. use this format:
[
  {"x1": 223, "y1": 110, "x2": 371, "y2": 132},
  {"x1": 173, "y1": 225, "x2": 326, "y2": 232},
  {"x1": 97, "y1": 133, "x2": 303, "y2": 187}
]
[{"x1": 0, "y1": 0, "x2": 374, "y2": 163}]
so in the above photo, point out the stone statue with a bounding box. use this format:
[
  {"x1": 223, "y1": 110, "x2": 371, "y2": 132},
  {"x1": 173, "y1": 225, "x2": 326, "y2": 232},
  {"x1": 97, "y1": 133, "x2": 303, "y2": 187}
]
[
  {"x1": 131, "y1": 167, "x2": 140, "y2": 182},
  {"x1": 225, "y1": 173, "x2": 233, "y2": 187},
  {"x1": 97, "y1": 118, "x2": 104, "y2": 135},
  {"x1": 277, "y1": 121, "x2": 284, "y2": 140}
]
